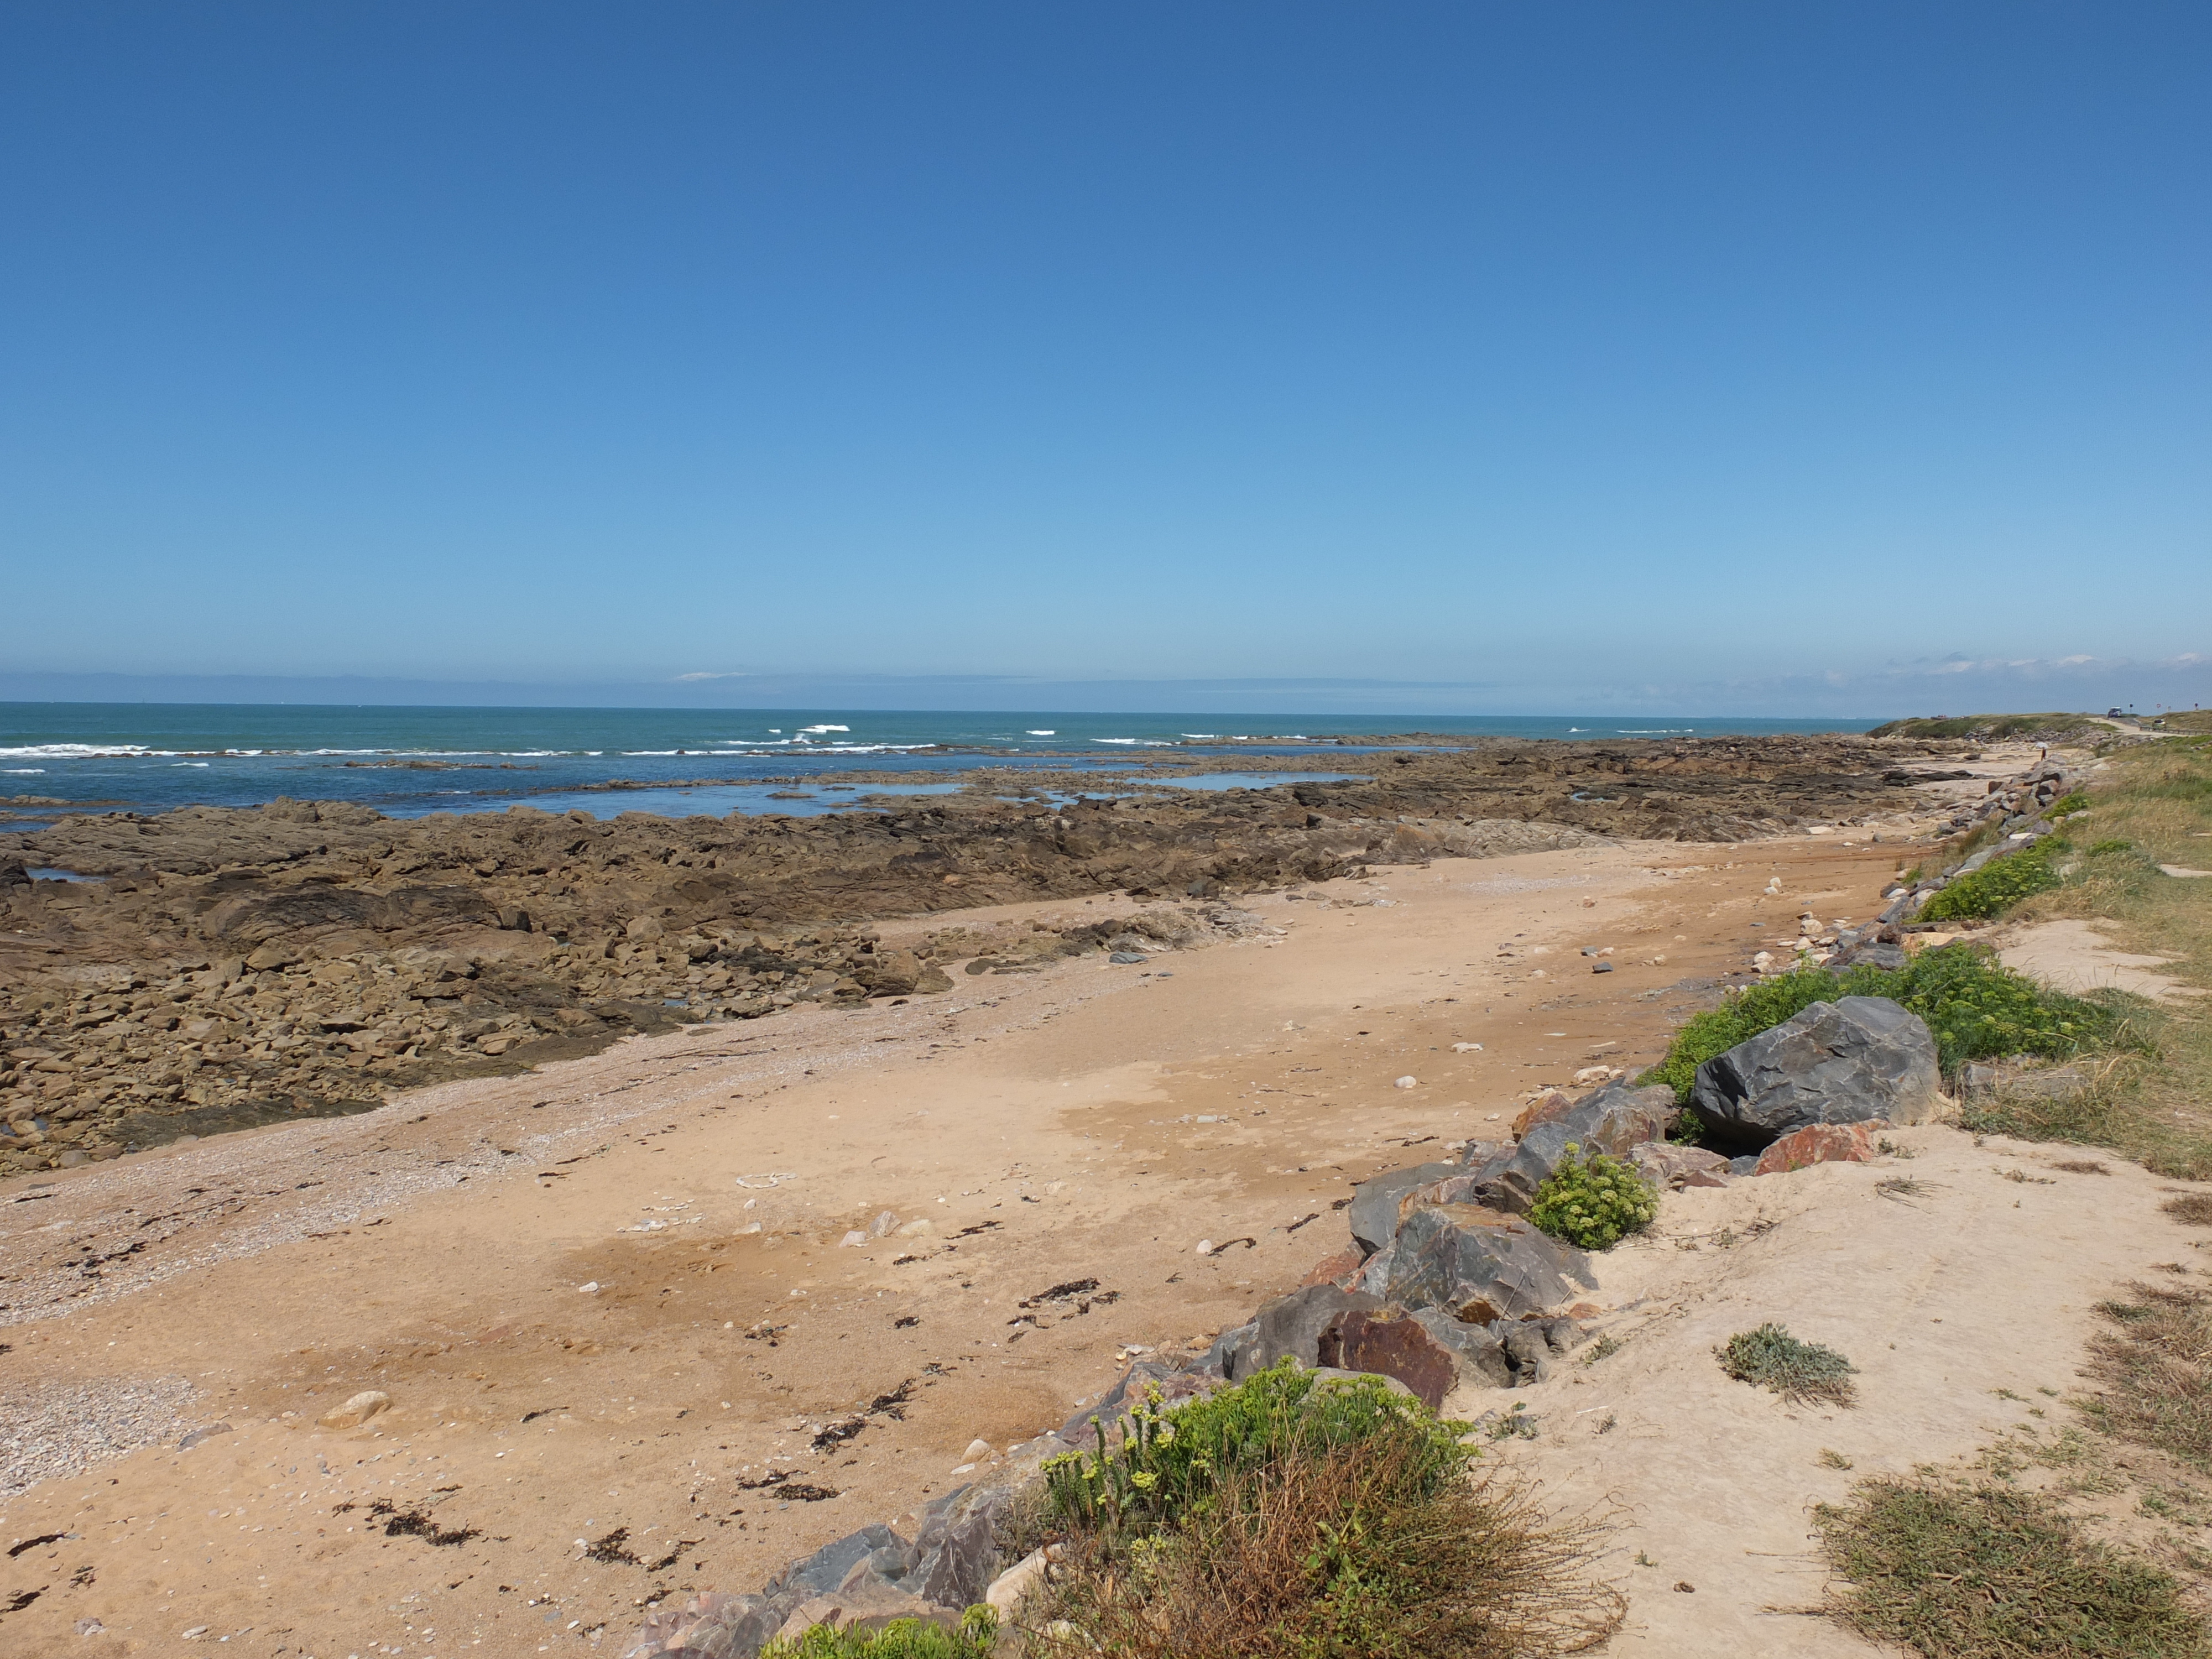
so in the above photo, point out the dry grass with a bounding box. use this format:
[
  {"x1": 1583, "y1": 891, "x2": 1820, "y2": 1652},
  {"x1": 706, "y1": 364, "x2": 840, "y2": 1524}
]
[
  {"x1": 1966, "y1": 739, "x2": 2212, "y2": 1178},
  {"x1": 2083, "y1": 1283, "x2": 2212, "y2": 1473},
  {"x1": 1025, "y1": 1432, "x2": 1623, "y2": 1658},
  {"x1": 1816, "y1": 1477, "x2": 2209, "y2": 1657},
  {"x1": 2165, "y1": 1194, "x2": 2212, "y2": 1227}
]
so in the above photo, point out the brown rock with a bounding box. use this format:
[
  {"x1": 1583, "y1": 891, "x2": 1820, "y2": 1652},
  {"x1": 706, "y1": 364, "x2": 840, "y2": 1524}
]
[
  {"x1": 1316, "y1": 1309, "x2": 1459, "y2": 1410},
  {"x1": 1754, "y1": 1120, "x2": 1884, "y2": 1176},
  {"x1": 1511, "y1": 1089, "x2": 1575, "y2": 1138},
  {"x1": 1298, "y1": 1245, "x2": 1366, "y2": 1291}
]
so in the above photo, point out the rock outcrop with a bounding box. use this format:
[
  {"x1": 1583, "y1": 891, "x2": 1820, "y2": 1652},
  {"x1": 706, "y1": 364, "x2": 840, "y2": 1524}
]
[{"x1": 1688, "y1": 996, "x2": 1943, "y2": 1142}]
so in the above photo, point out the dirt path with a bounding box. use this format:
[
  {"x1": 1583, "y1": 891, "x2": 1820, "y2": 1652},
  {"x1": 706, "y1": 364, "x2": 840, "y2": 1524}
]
[{"x1": 1, "y1": 833, "x2": 1927, "y2": 1656}]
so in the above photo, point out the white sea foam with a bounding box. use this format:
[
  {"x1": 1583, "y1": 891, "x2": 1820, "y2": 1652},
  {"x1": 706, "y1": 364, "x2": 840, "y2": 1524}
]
[
  {"x1": 1093, "y1": 737, "x2": 1173, "y2": 747},
  {"x1": 798, "y1": 724, "x2": 851, "y2": 734},
  {"x1": 1026, "y1": 730, "x2": 1056, "y2": 736},
  {"x1": 2, "y1": 768, "x2": 45, "y2": 775},
  {"x1": 0, "y1": 744, "x2": 162, "y2": 759}
]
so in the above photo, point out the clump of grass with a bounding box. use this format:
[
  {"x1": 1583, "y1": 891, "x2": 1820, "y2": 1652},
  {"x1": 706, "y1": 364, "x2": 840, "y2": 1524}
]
[
  {"x1": 1718, "y1": 1323, "x2": 1857, "y2": 1407},
  {"x1": 763, "y1": 1610, "x2": 998, "y2": 1658},
  {"x1": 1815, "y1": 1477, "x2": 2209, "y2": 1657},
  {"x1": 1922, "y1": 836, "x2": 2070, "y2": 922},
  {"x1": 1029, "y1": 1433, "x2": 1620, "y2": 1658},
  {"x1": 2081, "y1": 1284, "x2": 2212, "y2": 1472},
  {"x1": 2163, "y1": 1194, "x2": 2212, "y2": 1227},
  {"x1": 1640, "y1": 944, "x2": 2120, "y2": 1102},
  {"x1": 1025, "y1": 1362, "x2": 1621, "y2": 1657},
  {"x1": 1527, "y1": 1145, "x2": 1657, "y2": 1250},
  {"x1": 1041, "y1": 1361, "x2": 1467, "y2": 1540}
]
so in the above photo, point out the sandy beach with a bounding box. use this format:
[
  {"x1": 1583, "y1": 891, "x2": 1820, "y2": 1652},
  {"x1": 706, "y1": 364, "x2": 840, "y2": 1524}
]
[{"x1": 2, "y1": 820, "x2": 2114, "y2": 1657}]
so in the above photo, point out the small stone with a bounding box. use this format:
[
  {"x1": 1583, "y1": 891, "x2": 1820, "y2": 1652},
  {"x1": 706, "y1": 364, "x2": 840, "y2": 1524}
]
[
  {"x1": 867, "y1": 1210, "x2": 899, "y2": 1239},
  {"x1": 179, "y1": 1421, "x2": 233, "y2": 1451},
  {"x1": 317, "y1": 1389, "x2": 392, "y2": 1430},
  {"x1": 182, "y1": 1627, "x2": 210, "y2": 1640},
  {"x1": 578, "y1": 1280, "x2": 601, "y2": 1293},
  {"x1": 1394, "y1": 1076, "x2": 1417, "y2": 1089},
  {"x1": 1452, "y1": 1041, "x2": 1483, "y2": 1052},
  {"x1": 1194, "y1": 1239, "x2": 1215, "y2": 1255},
  {"x1": 962, "y1": 1438, "x2": 994, "y2": 1463},
  {"x1": 838, "y1": 1230, "x2": 869, "y2": 1248},
  {"x1": 1592, "y1": 961, "x2": 1614, "y2": 973}
]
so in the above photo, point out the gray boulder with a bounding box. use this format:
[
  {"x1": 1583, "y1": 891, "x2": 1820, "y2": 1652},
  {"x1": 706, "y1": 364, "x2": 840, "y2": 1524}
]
[
  {"x1": 905, "y1": 1483, "x2": 1008, "y2": 1611},
  {"x1": 765, "y1": 1525, "x2": 915, "y2": 1603},
  {"x1": 1689, "y1": 995, "x2": 1943, "y2": 1137},
  {"x1": 1372, "y1": 1205, "x2": 1593, "y2": 1323},
  {"x1": 619, "y1": 1590, "x2": 784, "y2": 1658},
  {"x1": 1230, "y1": 1284, "x2": 1381, "y2": 1379},
  {"x1": 1472, "y1": 1081, "x2": 1676, "y2": 1213},
  {"x1": 1348, "y1": 1162, "x2": 1460, "y2": 1256}
]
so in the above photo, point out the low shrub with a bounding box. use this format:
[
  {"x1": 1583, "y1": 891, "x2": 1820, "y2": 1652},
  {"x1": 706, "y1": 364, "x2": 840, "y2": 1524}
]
[
  {"x1": 762, "y1": 1609, "x2": 998, "y2": 1658},
  {"x1": 1527, "y1": 1145, "x2": 1657, "y2": 1250},
  {"x1": 1921, "y1": 837, "x2": 2069, "y2": 921},
  {"x1": 1815, "y1": 1478, "x2": 2208, "y2": 1658},
  {"x1": 1031, "y1": 1394, "x2": 1623, "y2": 1658},
  {"x1": 1719, "y1": 1323, "x2": 1857, "y2": 1407},
  {"x1": 2048, "y1": 791, "x2": 2091, "y2": 816},
  {"x1": 1042, "y1": 1361, "x2": 1471, "y2": 1541},
  {"x1": 1640, "y1": 943, "x2": 2120, "y2": 1100}
]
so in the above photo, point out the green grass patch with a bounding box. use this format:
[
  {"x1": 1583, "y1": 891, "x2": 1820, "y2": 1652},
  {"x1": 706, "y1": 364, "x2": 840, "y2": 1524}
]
[
  {"x1": 1639, "y1": 944, "x2": 2120, "y2": 1102},
  {"x1": 763, "y1": 1610, "x2": 998, "y2": 1658},
  {"x1": 1718, "y1": 1323, "x2": 1857, "y2": 1407},
  {"x1": 1921, "y1": 836, "x2": 2069, "y2": 921},
  {"x1": 1527, "y1": 1146, "x2": 1657, "y2": 1250},
  {"x1": 1986, "y1": 741, "x2": 2212, "y2": 1177},
  {"x1": 1815, "y1": 1477, "x2": 2208, "y2": 1657}
]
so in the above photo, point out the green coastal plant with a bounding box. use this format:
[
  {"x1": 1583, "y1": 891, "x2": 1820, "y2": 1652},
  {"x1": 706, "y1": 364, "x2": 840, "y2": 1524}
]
[
  {"x1": 1720, "y1": 1323, "x2": 1858, "y2": 1407},
  {"x1": 1040, "y1": 1360, "x2": 1471, "y2": 1542},
  {"x1": 1527, "y1": 1145, "x2": 1657, "y2": 1250},
  {"x1": 1028, "y1": 1364, "x2": 1624, "y2": 1657},
  {"x1": 761, "y1": 1609, "x2": 998, "y2": 1658},
  {"x1": 1638, "y1": 943, "x2": 2119, "y2": 1100},
  {"x1": 1921, "y1": 836, "x2": 2069, "y2": 921},
  {"x1": 1816, "y1": 1478, "x2": 2208, "y2": 1658}
]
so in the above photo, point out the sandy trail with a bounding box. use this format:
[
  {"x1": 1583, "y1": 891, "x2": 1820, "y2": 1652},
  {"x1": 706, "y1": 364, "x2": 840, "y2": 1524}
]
[{"x1": 1, "y1": 833, "x2": 1964, "y2": 1656}]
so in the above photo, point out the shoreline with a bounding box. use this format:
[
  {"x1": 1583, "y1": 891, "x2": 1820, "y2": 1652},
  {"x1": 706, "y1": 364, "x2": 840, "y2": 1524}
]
[{"x1": 0, "y1": 733, "x2": 1989, "y2": 1173}]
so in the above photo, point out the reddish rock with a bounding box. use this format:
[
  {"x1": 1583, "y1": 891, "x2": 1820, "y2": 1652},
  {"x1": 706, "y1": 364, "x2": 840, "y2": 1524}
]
[
  {"x1": 1299, "y1": 1245, "x2": 1366, "y2": 1291},
  {"x1": 1316, "y1": 1310, "x2": 1460, "y2": 1410},
  {"x1": 1754, "y1": 1120, "x2": 1885, "y2": 1176},
  {"x1": 1511, "y1": 1089, "x2": 1575, "y2": 1138}
]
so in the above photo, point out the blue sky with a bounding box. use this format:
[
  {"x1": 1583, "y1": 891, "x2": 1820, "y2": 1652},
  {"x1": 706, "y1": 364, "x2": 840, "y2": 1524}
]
[{"x1": 3, "y1": 2, "x2": 2206, "y2": 715}]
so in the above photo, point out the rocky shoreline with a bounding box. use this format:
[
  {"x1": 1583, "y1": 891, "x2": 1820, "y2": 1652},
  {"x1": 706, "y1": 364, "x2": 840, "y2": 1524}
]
[{"x1": 1, "y1": 734, "x2": 1976, "y2": 1178}]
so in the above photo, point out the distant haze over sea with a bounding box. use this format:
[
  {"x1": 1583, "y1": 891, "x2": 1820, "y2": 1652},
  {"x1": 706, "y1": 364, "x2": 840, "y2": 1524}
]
[{"x1": 0, "y1": 703, "x2": 1877, "y2": 827}]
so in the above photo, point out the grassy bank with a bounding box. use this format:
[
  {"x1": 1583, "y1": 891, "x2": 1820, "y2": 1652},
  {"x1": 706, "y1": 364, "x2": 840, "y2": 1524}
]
[
  {"x1": 1637, "y1": 734, "x2": 2211, "y2": 1176},
  {"x1": 1955, "y1": 737, "x2": 2212, "y2": 1177}
]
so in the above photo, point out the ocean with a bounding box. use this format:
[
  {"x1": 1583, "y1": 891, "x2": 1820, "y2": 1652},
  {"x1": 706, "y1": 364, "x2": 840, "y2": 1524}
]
[{"x1": 0, "y1": 703, "x2": 1876, "y2": 827}]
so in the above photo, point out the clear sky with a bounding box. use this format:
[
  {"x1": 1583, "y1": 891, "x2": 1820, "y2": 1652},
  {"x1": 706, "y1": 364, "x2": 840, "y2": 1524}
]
[{"x1": 3, "y1": 2, "x2": 2206, "y2": 716}]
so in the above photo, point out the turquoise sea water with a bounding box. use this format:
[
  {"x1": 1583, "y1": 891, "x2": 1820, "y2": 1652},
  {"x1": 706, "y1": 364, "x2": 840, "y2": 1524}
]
[{"x1": 0, "y1": 703, "x2": 1875, "y2": 826}]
